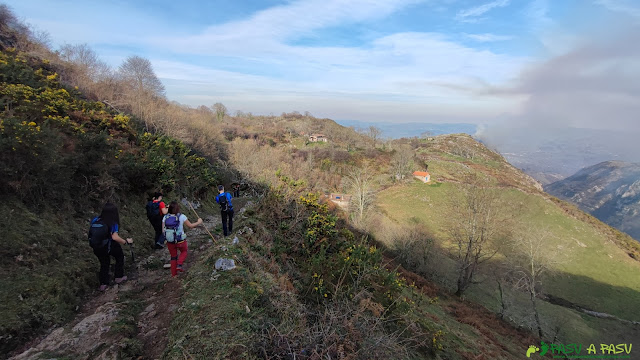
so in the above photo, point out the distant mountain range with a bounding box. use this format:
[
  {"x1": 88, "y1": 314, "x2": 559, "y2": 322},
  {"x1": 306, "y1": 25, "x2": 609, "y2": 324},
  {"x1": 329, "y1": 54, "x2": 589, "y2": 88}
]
[
  {"x1": 545, "y1": 161, "x2": 640, "y2": 241},
  {"x1": 335, "y1": 120, "x2": 477, "y2": 139},
  {"x1": 476, "y1": 127, "x2": 640, "y2": 185}
]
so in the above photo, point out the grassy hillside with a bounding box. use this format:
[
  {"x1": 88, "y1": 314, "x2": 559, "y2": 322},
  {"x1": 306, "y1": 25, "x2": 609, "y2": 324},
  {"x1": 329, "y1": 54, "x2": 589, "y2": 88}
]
[
  {"x1": 3, "y1": 6, "x2": 639, "y2": 357},
  {"x1": 372, "y1": 135, "x2": 640, "y2": 343},
  {"x1": 378, "y1": 182, "x2": 640, "y2": 315},
  {"x1": 162, "y1": 192, "x2": 539, "y2": 359},
  {"x1": 0, "y1": 48, "x2": 217, "y2": 354},
  {"x1": 0, "y1": 44, "x2": 542, "y2": 359}
]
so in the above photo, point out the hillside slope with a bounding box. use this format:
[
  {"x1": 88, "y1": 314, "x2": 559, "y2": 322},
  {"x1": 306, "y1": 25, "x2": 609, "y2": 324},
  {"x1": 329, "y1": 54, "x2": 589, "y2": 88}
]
[
  {"x1": 3, "y1": 8, "x2": 639, "y2": 357},
  {"x1": 372, "y1": 135, "x2": 640, "y2": 344},
  {"x1": 0, "y1": 44, "x2": 541, "y2": 359},
  {"x1": 0, "y1": 47, "x2": 217, "y2": 355},
  {"x1": 545, "y1": 161, "x2": 640, "y2": 241}
]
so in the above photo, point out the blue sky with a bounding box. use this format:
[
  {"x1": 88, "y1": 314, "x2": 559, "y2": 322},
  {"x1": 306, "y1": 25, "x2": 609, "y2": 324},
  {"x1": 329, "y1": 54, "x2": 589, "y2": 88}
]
[{"x1": 6, "y1": 0, "x2": 640, "y2": 130}]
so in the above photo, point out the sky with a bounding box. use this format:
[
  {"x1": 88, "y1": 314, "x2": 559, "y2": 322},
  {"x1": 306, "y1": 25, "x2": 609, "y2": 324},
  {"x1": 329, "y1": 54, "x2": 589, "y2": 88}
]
[{"x1": 5, "y1": 0, "x2": 640, "y2": 133}]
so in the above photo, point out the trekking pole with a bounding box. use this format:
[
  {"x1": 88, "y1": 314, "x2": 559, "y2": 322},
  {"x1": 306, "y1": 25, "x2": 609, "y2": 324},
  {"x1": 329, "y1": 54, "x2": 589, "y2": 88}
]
[
  {"x1": 186, "y1": 200, "x2": 217, "y2": 243},
  {"x1": 124, "y1": 238, "x2": 137, "y2": 279},
  {"x1": 126, "y1": 239, "x2": 135, "y2": 263}
]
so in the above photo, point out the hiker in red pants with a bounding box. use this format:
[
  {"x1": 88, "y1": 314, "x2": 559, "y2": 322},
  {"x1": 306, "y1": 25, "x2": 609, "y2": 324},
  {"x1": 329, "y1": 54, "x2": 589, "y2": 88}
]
[{"x1": 162, "y1": 201, "x2": 202, "y2": 277}]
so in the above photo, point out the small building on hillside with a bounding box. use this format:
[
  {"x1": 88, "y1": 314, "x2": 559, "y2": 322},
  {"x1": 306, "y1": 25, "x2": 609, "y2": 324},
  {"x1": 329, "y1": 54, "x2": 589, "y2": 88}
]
[
  {"x1": 309, "y1": 134, "x2": 328, "y2": 142},
  {"x1": 413, "y1": 171, "x2": 430, "y2": 183},
  {"x1": 328, "y1": 193, "x2": 352, "y2": 209}
]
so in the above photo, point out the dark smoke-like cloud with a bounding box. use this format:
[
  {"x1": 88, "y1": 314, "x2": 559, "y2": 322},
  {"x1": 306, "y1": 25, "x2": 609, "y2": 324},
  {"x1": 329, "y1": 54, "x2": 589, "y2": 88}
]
[
  {"x1": 513, "y1": 26, "x2": 640, "y2": 131},
  {"x1": 478, "y1": 23, "x2": 640, "y2": 176}
]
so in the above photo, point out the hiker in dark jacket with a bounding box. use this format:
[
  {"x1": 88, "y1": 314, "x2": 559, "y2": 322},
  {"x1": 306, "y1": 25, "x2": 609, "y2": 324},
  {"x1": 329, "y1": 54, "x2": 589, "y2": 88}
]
[
  {"x1": 92, "y1": 202, "x2": 133, "y2": 291},
  {"x1": 215, "y1": 185, "x2": 234, "y2": 236},
  {"x1": 146, "y1": 192, "x2": 168, "y2": 249},
  {"x1": 162, "y1": 201, "x2": 202, "y2": 277}
]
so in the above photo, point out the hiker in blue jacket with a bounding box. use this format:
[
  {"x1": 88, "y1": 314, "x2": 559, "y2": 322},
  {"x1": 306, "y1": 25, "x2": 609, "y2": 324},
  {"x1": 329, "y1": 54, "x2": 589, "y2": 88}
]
[
  {"x1": 146, "y1": 192, "x2": 168, "y2": 249},
  {"x1": 215, "y1": 185, "x2": 234, "y2": 237}
]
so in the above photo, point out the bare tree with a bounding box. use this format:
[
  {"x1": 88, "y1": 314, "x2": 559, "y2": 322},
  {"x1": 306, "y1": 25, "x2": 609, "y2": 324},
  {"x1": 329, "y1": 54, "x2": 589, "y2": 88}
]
[
  {"x1": 118, "y1": 55, "x2": 165, "y2": 129},
  {"x1": 0, "y1": 5, "x2": 30, "y2": 48},
  {"x1": 58, "y1": 43, "x2": 111, "y2": 94},
  {"x1": 152, "y1": 100, "x2": 191, "y2": 138},
  {"x1": 508, "y1": 227, "x2": 560, "y2": 339},
  {"x1": 447, "y1": 174, "x2": 511, "y2": 296},
  {"x1": 366, "y1": 126, "x2": 382, "y2": 148},
  {"x1": 333, "y1": 125, "x2": 360, "y2": 151},
  {"x1": 212, "y1": 102, "x2": 227, "y2": 122},
  {"x1": 118, "y1": 55, "x2": 165, "y2": 96},
  {"x1": 420, "y1": 130, "x2": 434, "y2": 139},
  {"x1": 390, "y1": 145, "x2": 414, "y2": 181},
  {"x1": 450, "y1": 144, "x2": 477, "y2": 160},
  {"x1": 0, "y1": 4, "x2": 49, "y2": 53},
  {"x1": 345, "y1": 165, "x2": 376, "y2": 226}
]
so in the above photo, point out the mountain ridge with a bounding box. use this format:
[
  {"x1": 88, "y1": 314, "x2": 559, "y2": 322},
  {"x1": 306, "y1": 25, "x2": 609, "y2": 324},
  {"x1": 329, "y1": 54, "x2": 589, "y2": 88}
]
[{"x1": 545, "y1": 160, "x2": 640, "y2": 241}]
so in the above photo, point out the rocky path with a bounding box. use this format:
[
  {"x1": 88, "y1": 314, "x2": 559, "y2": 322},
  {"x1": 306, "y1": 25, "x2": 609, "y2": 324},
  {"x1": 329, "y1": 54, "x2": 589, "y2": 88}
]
[{"x1": 9, "y1": 209, "x2": 224, "y2": 360}]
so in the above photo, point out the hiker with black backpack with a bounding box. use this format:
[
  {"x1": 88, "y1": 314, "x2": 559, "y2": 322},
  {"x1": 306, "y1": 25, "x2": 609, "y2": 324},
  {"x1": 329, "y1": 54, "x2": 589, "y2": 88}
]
[
  {"x1": 146, "y1": 192, "x2": 168, "y2": 249},
  {"x1": 88, "y1": 203, "x2": 133, "y2": 291},
  {"x1": 215, "y1": 185, "x2": 234, "y2": 237},
  {"x1": 163, "y1": 201, "x2": 202, "y2": 277}
]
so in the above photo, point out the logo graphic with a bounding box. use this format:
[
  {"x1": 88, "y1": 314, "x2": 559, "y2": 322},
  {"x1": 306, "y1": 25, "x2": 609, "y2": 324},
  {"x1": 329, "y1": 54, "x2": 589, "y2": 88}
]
[
  {"x1": 525, "y1": 342, "x2": 632, "y2": 359},
  {"x1": 527, "y1": 345, "x2": 539, "y2": 358},
  {"x1": 540, "y1": 341, "x2": 549, "y2": 356}
]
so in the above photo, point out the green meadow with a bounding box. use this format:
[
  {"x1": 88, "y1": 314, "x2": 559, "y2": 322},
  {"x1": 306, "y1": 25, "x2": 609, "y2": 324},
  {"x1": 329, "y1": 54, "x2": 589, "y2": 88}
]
[{"x1": 375, "y1": 180, "x2": 640, "y2": 342}]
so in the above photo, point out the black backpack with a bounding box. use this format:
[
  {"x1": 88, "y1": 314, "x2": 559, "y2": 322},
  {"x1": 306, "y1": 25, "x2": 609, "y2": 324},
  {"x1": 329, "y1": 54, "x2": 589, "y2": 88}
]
[
  {"x1": 146, "y1": 201, "x2": 160, "y2": 219},
  {"x1": 218, "y1": 193, "x2": 229, "y2": 212},
  {"x1": 88, "y1": 218, "x2": 111, "y2": 250}
]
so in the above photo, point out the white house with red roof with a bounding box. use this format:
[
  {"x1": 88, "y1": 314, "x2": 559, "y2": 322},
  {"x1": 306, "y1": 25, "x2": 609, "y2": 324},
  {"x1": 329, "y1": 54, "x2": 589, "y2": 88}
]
[{"x1": 413, "y1": 171, "x2": 430, "y2": 183}]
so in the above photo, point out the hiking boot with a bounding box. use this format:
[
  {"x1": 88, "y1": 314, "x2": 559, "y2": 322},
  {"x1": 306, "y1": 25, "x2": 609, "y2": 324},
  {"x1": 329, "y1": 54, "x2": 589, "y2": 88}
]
[
  {"x1": 177, "y1": 265, "x2": 184, "y2": 272},
  {"x1": 115, "y1": 276, "x2": 128, "y2": 284},
  {"x1": 99, "y1": 284, "x2": 108, "y2": 292}
]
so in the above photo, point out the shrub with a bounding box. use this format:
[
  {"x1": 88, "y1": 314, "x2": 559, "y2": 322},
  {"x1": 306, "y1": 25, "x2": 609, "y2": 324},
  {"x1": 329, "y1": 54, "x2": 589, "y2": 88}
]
[{"x1": 395, "y1": 225, "x2": 435, "y2": 273}]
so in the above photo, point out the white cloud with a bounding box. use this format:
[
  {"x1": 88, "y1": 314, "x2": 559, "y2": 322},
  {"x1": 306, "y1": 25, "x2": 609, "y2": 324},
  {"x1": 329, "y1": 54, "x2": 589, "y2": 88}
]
[
  {"x1": 524, "y1": 0, "x2": 581, "y2": 56},
  {"x1": 13, "y1": 1, "x2": 161, "y2": 48},
  {"x1": 13, "y1": 0, "x2": 533, "y2": 123},
  {"x1": 157, "y1": 0, "x2": 424, "y2": 54},
  {"x1": 152, "y1": 29, "x2": 530, "y2": 123},
  {"x1": 525, "y1": 0, "x2": 551, "y2": 29},
  {"x1": 139, "y1": 0, "x2": 532, "y2": 118},
  {"x1": 464, "y1": 33, "x2": 514, "y2": 42},
  {"x1": 455, "y1": 0, "x2": 510, "y2": 21},
  {"x1": 155, "y1": 30, "x2": 530, "y2": 94},
  {"x1": 594, "y1": 0, "x2": 640, "y2": 19},
  {"x1": 488, "y1": 25, "x2": 640, "y2": 132}
]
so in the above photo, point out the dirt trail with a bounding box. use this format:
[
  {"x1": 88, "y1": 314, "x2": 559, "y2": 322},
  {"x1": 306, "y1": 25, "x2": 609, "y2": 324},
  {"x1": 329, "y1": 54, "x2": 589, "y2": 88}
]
[{"x1": 9, "y1": 210, "x2": 223, "y2": 360}]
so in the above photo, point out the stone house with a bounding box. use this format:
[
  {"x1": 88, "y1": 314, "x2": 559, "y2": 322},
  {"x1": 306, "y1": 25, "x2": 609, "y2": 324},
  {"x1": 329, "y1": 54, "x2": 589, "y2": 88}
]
[
  {"x1": 328, "y1": 193, "x2": 352, "y2": 209},
  {"x1": 309, "y1": 134, "x2": 328, "y2": 142}
]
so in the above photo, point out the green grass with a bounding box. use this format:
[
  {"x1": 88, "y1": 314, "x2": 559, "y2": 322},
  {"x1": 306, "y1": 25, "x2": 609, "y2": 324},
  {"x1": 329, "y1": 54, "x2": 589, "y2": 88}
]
[
  {"x1": 164, "y1": 197, "x2": 549, "y2": 360},
  {"x1": 375, "y1": 180, "x2": 640, "y2": 344},
  {"x1": 0, "y1": 195, "x2": 160, "y2": 355},
  {"x1": 163, "y1": 242, "x2": 264, "y2": 359}
]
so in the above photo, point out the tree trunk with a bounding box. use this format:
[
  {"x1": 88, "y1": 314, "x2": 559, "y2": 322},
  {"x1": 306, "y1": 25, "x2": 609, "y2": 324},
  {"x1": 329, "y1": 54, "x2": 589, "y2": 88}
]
[
  {"x1": 530, "y1": 293, "x2": 544, "y2": 339},
  {"x1": 497, "y1": 279, "x2": 506, "y2": 319},
  {"x1": 456, "y1": 268, "x2": 469, "y2": 296}
]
